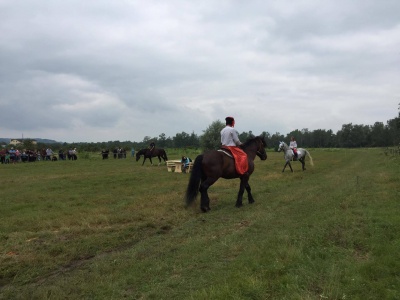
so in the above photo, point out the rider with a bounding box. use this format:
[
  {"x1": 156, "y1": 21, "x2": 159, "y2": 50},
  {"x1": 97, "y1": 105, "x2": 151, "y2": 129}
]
[
  {"x1": 149, "y1": 142, "x2": 155, "y2": 153},
  {"x1": 220, "y1": 116, "x2": 248, "y2": 175},
  {"x1": 289, "y1": 136, "x2": 298, "y2": 159}
]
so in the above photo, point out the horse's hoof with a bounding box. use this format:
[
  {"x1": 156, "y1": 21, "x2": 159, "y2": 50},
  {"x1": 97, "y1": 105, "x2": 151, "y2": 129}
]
[
  {"x1": 235, "y1": 203, "x2": 243, "y2": 208},
  {"x1": 201, "y1": 206, "x2": 210, "y2": 212}
]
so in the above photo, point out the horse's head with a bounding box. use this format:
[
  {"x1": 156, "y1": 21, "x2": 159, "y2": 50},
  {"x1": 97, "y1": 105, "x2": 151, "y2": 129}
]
[
  {"x1": 136, "y1": 149, "x2": 148, "y2": 161},
  {"x1": 277, "y1": 141, "x2": 285, "y2": 152},
  {"x1": 242, "y1": 136, "x2": 267, "y2": 160},
  {"x1": 135, "y1": 151, "x2": 142, "y2": 161},
  {"x1": 256, "y1": 136, "x2": 268, "y2": 160}
]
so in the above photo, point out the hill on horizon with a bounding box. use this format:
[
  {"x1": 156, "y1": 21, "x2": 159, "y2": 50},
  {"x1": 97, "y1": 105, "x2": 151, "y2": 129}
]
[{"x1": 0, "y1": 138, "x2": 61, "y2": 144}]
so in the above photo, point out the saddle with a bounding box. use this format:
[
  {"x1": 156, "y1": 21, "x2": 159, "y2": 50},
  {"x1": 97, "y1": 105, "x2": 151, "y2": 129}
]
[
  {"x1": 219, "y1": 146, "x2": 248, "y2": 175},
  {"x1": 291, "y1": 149, "x2": 298, "y2": 160}
]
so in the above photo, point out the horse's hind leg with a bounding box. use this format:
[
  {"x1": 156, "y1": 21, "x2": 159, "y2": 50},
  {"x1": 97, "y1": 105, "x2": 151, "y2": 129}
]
[
  {"x1": 199, "y1": 177, "x2": 217, "y2": 212},
  {"x1": 300, "y1": 158, "x2": 306, "y2": 170}
]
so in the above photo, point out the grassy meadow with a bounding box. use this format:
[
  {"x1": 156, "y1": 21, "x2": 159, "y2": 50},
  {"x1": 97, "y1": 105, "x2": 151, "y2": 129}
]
[{"x1": 0, "y1": 148, "x2": 399, "y2": 299}]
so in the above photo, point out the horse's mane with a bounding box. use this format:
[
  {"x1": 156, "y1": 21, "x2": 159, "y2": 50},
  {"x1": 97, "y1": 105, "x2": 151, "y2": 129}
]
[{"x1": 240, "y1": 136, "x2": 266, "y2": 149}]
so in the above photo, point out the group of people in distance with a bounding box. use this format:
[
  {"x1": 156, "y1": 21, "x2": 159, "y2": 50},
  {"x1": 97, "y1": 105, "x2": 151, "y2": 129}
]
[{"x1": 0, "y1": 147, "x2": 78, "y2": 164}]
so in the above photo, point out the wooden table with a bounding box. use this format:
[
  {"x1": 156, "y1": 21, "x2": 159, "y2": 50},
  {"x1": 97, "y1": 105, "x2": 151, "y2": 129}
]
[
  {"x1": 166, "y1": 160, "x2": 182, "y2": 172},
  {"x1": 166, "y1": 160, "x2": 193, "y2": 173}
]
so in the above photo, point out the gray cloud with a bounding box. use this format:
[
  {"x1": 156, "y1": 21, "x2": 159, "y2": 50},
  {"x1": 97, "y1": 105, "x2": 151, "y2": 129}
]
[{"x1": 1, "y1": 0, "x2": 399, "y2": 142}]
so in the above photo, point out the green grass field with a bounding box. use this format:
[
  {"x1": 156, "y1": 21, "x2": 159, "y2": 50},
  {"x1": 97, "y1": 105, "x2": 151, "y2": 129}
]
[{"x1": 1, "y1": 148, "x2": 399, "y2": 299}]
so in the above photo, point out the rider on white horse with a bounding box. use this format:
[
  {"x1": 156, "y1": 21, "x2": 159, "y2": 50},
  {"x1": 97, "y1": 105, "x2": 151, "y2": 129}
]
[
  {"x1": 289, "y1": 136, "x2": 298, "y2": 159},
  {"x1": 278, "y1": 141, "x2": 314, "y2": 172}
]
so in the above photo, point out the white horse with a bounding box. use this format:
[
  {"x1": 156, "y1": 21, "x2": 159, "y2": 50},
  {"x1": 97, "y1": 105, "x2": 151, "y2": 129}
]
[{"x1": 277, "y1": 142, "x2": 314, "y2": 172}]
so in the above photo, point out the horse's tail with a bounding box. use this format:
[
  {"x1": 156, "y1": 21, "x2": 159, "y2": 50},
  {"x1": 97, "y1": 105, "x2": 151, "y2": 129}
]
[
  {"x1": 185, "y1": 154, "x2": 203, "y2": 207},
  {"x1": 305, "y1": 150, "x2": 314, "y2": 166},
  {"x1": 163, "y1": 150, "x2": 168, "y2": 161}
]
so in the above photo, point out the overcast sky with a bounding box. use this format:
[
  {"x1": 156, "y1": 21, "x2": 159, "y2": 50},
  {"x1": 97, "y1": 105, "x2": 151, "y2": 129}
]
[{"x1": 1, "y1": 0, "x2": 399, "y2": 143}]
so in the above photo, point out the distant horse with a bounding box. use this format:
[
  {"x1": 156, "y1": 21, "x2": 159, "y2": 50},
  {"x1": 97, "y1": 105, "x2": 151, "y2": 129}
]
[
  {"x1": 185, "y1": 136, "x2": 267, "y2": 212},
  {"x1": 136, "y1": 148, "x2": 168, "y2": 166},
  {"x1": 101, "y1": 149, "x2": 110, "y2": 159},
  {"x1": 277, "y1": 141, "x2": 314, "y2": 172}
]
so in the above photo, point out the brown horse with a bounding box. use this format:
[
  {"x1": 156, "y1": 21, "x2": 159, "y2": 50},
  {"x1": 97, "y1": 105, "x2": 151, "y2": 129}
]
[
  {"x1": 135, "y1": 148, "x2": 168, "y2": 165},
  {"x1": 185, "y1": 136, "x2": 267, "y2": 212}
]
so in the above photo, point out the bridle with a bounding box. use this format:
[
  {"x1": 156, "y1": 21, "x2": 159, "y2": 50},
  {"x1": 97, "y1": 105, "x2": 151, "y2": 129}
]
[{"x1": 255, "y1": 138, "x2": 266, "y2": 158}]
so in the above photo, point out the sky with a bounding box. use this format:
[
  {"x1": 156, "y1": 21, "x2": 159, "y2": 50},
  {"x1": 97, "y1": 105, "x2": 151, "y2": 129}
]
[{"x1": 1, "y1": 0, "x2": 399, "y2": 143}]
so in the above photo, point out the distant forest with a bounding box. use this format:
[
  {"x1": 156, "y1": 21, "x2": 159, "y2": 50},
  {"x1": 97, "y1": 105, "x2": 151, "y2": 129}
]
[{"x1": 3, "y1": 107, "x2": 400, "y2": 152}]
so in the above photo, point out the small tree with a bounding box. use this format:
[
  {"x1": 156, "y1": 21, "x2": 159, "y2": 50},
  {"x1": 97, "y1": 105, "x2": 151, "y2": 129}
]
[
  {"x1": 200, "y1": 120, "x2": 225, "y2": 151},
  {"x1": 22, "y1": 139, "x2": 35, "y2": 150}
]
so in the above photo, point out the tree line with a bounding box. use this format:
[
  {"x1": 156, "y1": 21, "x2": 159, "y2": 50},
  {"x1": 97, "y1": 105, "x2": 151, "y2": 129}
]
[{"x1": 9, "y1": 106, "x2": 400, "y2": 152}]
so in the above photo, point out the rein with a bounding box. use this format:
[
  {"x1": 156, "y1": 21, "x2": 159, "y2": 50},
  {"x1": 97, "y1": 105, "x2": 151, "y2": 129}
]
[{"x1": 256, "y1": 140, "x2": 264, "y2": 157}]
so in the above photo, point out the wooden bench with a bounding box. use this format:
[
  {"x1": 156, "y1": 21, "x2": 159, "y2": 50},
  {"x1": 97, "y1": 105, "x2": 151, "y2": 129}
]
[
  {"x1": 166, "y1": 160, "x2": 179, "y2": 172},
  {"x1": 166, "y1": 161, "x2": 194, "y2": 173}
]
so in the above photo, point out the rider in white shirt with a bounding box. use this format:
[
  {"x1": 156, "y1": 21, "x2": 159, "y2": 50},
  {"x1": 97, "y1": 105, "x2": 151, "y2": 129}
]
[
  {"x1": 289, "y1": 136, "x2": 298, "y2": 158},
  {"x1": 221, "y1": 118, "x2": 242, "y2": 147},
  {"x1": 220, "y1": 116, "x2": 248, "y2": 175}
]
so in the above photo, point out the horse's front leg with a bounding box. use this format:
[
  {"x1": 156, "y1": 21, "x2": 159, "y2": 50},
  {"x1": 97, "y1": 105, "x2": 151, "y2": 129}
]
[
  {"x1": 283, "y1": 160, "x2": 293, "y2": 172},
  {"x1": 142, "y1": 158, "x2": 146, "y2": 166},
  {"x1": 157, "y1": 156, "x2": 161, "y2": 166},
  {"x1": 236, "y1": 177, "x2": 248, "y2": 208},
  {"x1": 282, "y1": 161, "x2": 289, "y2": 172},
  {"x1": 149, "y1": 157, "x2": 153, "y2": 165},
  {"x1": 245, "y1": 182, "x2": 255, "y2": 204}
]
